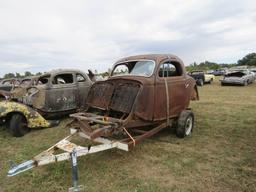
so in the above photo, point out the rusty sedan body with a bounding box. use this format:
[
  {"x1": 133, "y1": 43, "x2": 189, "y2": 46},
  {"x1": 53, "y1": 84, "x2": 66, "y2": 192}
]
[{"x1": 0, "y1": 69, "x2": 92, "y2": 137}]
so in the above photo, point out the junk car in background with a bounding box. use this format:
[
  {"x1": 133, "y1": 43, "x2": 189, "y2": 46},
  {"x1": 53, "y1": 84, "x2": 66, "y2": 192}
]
[
  {"x1": 220, "y1": 69, "x2": 255, "y2": 86},
  {"x1": 188, "y1": 70, "x2": 215, "y2": 86},
  {"x1": 0, "y1": 76, "x2": 38, "y2": 101},
  {"x1": 0, "y1": 69, "x2": 92, "y2": 137},
  {"x1": 213, "y1": 69, "x2": 227, "y2": 76},
  {"x1": 0, "y1": 78, "x2": 20, "y2": 92}
]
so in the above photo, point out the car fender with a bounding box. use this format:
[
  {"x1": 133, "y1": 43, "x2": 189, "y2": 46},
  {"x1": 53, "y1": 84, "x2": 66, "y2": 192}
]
[{"x1": 0, "y1": 101, "x2": 51, "y2": 128}]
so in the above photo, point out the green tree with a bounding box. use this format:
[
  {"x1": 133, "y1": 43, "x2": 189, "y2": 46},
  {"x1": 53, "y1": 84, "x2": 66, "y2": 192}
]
[
  {"x1": 238, "y1": 53, "x2": 256, "y2": 66},
  {"x1": 35, "y1": 72, "x2": 42, "y2": 76},
  {"x1": 15, "y1": 72, "x2": 22, "y2": 78},
  {"x1": 3, "y1": 73, "x2": 15, "y2": 79},
  {"x1": 24, "y1": 71, "x2": 33, "y2": 77}
]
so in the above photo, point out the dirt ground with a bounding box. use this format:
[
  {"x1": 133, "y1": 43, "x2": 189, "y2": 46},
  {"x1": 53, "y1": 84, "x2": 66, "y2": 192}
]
[{"x1": 0, "y1": 78, "x2": 256, "y2": 192}]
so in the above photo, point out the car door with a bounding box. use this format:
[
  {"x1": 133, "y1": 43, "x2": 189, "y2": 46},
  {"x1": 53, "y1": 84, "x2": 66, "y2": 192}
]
[
  {"x1": 46, "y1": 73, "x2": 78, "y2": 112},
  {"x1": 154, "y1": 60, "x2": 186, "y2": 121},
  {"x1": 75, "y1": 73, "x2": 92, "y2": 109}
]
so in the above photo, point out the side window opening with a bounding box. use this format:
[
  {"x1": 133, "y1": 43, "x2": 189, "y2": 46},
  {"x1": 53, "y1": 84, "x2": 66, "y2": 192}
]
[
  {"x1": 159, "y1": 61, "x2": 183, "y2": 77},
  {"x1": 76, "y1": 73, "x2": 86, "y2": 82},
  {"x1": 53, "y1": 74, "x2": 74, "y2": 84}
]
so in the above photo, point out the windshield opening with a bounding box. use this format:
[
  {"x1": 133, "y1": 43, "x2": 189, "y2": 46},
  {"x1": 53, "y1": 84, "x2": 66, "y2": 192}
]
[
  {"x1": 112, "y1": 60, "x2": 155, "y2": 77},
  {"x1": 36, "y1": 75, "x2": 50, "y2": 85},
  {"x1": 21, "y1": 79, "x2": 31, "y2": 85}
]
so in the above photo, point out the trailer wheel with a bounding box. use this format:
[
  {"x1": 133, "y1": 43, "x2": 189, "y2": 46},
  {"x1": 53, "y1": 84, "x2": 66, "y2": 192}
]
[
  {"x1": 9, "y1": 114, "x2": 29, "y2": 137},
  {"x1": 176, "y1": 110, "x2": 194, "y2": 138}
]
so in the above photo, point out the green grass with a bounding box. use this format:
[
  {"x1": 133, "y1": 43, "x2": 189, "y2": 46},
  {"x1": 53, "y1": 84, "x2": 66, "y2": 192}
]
[{"x1": 0, "y1": 78, "x2": 256, "y2": 192}]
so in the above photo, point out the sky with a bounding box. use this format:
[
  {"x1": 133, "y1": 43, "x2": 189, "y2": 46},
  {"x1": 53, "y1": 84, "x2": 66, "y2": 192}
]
[{"x1": 0, "y1": 0, "x2": 256, "y2": 77}]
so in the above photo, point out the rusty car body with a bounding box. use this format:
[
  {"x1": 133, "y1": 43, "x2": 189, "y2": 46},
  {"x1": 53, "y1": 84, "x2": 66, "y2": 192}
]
[
  {"x1": 69, "y1": 54, "x2": 199, "y2": 141},
  {"x1": 0, "y1": 69, "x2": 92, "y2": 137},
  {"x1": 7, "y1": 54, "x2": 199, "y2": 177}
]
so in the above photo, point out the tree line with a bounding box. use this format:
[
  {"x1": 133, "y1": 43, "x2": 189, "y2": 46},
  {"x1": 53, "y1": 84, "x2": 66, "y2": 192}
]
[
  {"x1": 2, "y1": 53, "x2": 256, "y2": 79},
  {"x1": 2, "y1": 71, "x2": 43, "y2": 79},
  {"x1": 186, "y1": 52, "x2": 256, "y2": 71}
]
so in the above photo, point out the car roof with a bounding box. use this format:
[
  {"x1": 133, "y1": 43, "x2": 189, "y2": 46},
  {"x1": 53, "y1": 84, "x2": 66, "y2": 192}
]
[
  {"x1": 42, "y1": 69, "x2": 87, "y2": 76},
  {"x1": 114, "y1": 54, "x2": 184, "y2": 65}
]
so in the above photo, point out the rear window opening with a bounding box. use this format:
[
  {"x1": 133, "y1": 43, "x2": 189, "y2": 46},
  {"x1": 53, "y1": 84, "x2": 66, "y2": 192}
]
[
  {"x1": 76, "y1": 74, "x2": 86, "y2": 82},
  {"x1": 225, "y1": 72, "x2": 246, "y2": 78}
]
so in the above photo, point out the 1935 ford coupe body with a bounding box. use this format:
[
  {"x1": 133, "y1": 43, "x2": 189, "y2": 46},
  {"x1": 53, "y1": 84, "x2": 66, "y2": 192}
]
[{"x1": 69, "y1": 54, "x2": 199, "y2": 144}]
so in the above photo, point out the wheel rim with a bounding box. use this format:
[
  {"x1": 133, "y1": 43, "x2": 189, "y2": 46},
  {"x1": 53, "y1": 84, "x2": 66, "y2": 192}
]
[{"x1": 185, "y1": 116, "x2": 193, "y2": 135}]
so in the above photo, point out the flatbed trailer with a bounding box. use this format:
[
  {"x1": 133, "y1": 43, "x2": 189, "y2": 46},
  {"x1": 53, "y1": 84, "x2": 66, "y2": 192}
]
[{"x1": 8, "y1": 112, "x2": 170, "y2": 177}]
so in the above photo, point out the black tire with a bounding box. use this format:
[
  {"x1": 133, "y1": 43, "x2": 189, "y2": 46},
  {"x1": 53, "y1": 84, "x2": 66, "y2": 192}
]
[
  {"x1": 9, "y1": 114, "x2": 29, "y2": 137},
  {"x1": 198, "y1": 79, "x2": 204, "y2": 86},
  {"x1": 176, "y1": 110, "x2": 194, "y2": 138},
  {"x1": 243, "y1": 80, "x2": 248, "y2": 86}
]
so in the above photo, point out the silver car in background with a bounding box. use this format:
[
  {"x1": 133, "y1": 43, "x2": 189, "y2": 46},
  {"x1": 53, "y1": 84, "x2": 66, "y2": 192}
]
[{"x1": 220, "y1": 69, "x2": 255, "y2": 86}]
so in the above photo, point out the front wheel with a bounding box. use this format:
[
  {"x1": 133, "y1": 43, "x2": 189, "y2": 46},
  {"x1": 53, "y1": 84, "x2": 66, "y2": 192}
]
[
  {"x1": 9, "y1": 114, "x2": 29, "y2": 137},
  {"x1": 176, "y1": 110, "x2": 194, "y2": 138}
]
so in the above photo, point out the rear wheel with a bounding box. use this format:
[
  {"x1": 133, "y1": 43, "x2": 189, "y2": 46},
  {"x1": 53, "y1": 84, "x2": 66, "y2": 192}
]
[
  {"x1": 9, "y1": 114, "x2": 29, "y2": 137},
  {"x1": 198, "y1": 79, "x2": 204, "y2": 86},
  {"x1": 176, "y1": 110, "x2": 194, "y2": 138}
]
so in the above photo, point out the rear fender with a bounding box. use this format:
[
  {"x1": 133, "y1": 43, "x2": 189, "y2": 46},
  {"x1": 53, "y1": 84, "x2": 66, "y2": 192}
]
[
  {"x1": 191, "y1": 85, "x2": 199, "y2": 100},
  {"x1": 0, "y1": 101, "x2": 51, "y2": 128}
]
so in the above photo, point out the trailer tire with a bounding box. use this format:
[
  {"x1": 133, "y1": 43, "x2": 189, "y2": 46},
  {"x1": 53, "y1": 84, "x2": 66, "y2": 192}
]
[
  {"x1": 176, "y1": 110, "x2": 194, "y2": 138},
  {"x1": 198, "y1": 79, "x2": 204, "y2": 86},
  {"x1": 9, "y1": 114, "x2": 29, "y2": 137}
]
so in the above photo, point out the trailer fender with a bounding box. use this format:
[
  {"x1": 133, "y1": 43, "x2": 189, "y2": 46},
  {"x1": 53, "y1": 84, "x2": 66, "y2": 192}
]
[{"x1": 0, "y1": 101, "x2": 51, "y2": 128}]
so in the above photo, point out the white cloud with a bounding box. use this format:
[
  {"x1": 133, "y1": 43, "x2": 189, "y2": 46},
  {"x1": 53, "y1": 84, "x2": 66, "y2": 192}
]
[
  {"x1": 0, "y1": 63, "x2": 34, "y2": 70},
  {"x1": 0, "y1": 0, "x2": 255, "y2": 76}
]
